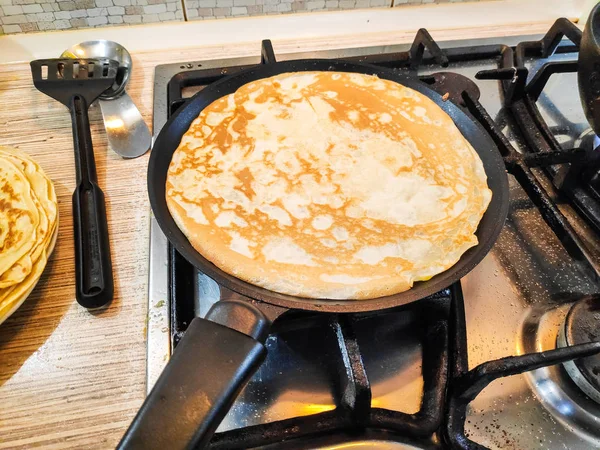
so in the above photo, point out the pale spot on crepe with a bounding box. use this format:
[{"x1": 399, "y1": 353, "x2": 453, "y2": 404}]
[
  {"x1": 345, "y1": 205, "x2": 362, "y2": 218},
  {"x1": 227, "y1": 93, "x2": 236, "y2": 110},
  {"x1": 451, "y1": 197, "x2": 467, "y2": 217},
  {"x1": 210, "y1": 204, "x2": 219, "y2": 213},
  {"x1": 258, "y1": 204, "x2": 292, "y2": 226},
  {"x1": 282, "y1": 194, "x2": 310, "y2": 219},
  {"x1": 354, "y1": 239, "x2": 432, "y2": 265},
  {"x1": 413, "y1": 106, "x2": 427, "y2": 117},
  {"x1": 320, "y1": 238, "x2": 336, "y2": 248},
  {"x1": 324, "y1": 256, "x2": 339, "y2": 264},
  {"x1": 307, "y1": 96, "x2": 335, "y2": 116},
  {"x1": 347, "y1": 110, "x2": 359, "y2": 122},
  {"x1": 202, "y1": 125, "x2": 211, "y2": 135},
  {"x1": 320, "y1": 274, "x2": 375, "y2": 284},
  {"x1": 252, "y1": 177, "x2": 289, "y2": 204},
  {"x1": 229, "y1": 231, "x2": 254, "y2": 258},
  {"x1": 226, "y1": 121, "x2": 240, "y2": 140},
  {"x1": 205, "y1": 174, "x2": 252, "y2": 211},
  {"x1": 399, "y1": 110, "x2": 414, "y2": 122},
  {"x1": 325, "y1": 91, "x2": 338, "y2": 98},
  {"x1": 374, "y1": 142, "x2": 413, "y2": 171},
  {"x1": 400, "y1": 137, "x2": 421, "y2": 157},
  {"x1": 274, "y1": 150, "x2": 302, "y2": 175},
  {"x1": 327, "y1": 195, "x2": 344, "y2": 208},
  {"x1": 403, "y1": 88, "x2": 414, "y2": 98},
  {"x1": 193, "y1": 148, "x2": 206, "y2": 160},
  {"x1": 361, "y1": 219, "x2": 378, "y2": 232},
  {"x1": 180, "y1": 134, "x2": 195, "y2": 146},
  {"x1": 456, "y1": 184, "x2": 467, "y2": 194},
  {"x1": 215, "y1": 211, "x2": 248, "y2": 228},
  {"x1": 378, "y1": 112, "x2": 392, "y2": 123},
  {"x1": 262, "y1": 237, "x2": 316, "y2": 266},
  {"x1": 348, "y1": 73, "x2": 369, "y2": 86},
  {"x1": 182, "y1": 202, "x2": 208, "y2": 225},
  {"x1": 170, "y1": 150, "x2": 185, "y2": 169},
  {"x1": 360, "y1": 172, "x2": 451, "y2": 226},
  {"x1": 312, "y1": 214, "x2": 333, "y2": 230},
  {"x1": 277, "y1": 72, "x2": 318, "y2": 91},
  {"x1": 332, "y1": 226, "x2": 349, "y2": 241}
]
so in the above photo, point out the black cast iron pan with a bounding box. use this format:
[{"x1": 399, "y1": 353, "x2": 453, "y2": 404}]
[{"x1": 119, "y1": 59, "x2": 509, "y2": 449}]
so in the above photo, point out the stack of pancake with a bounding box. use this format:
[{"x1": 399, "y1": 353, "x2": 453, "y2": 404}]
[{"x1": 0, "y1": 146, "x2": 58, "y2": 324}]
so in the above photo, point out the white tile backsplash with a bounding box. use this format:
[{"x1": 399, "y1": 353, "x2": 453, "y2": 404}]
[{"x1": 0, "y1": 0, "x2": 490, "y2": 34}]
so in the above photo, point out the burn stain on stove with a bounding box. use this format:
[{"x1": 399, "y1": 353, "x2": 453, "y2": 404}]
[{"x1": 492, "y1": 176, "x2": 598, "y2": 306}]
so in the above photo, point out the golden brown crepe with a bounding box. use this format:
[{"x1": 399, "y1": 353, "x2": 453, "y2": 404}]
[
  {"x1": 0, "y1": 147, "x2": 57, "y2": 288},
  {"x1": 0, "y1": 225, "x2": 57, "y2": 320},
  {"x1": 0, "y1": 158, "x2": 40, "y2": 277},
  {"x1": 166, "y1": 71, "x2": 492, "y2": 299},
  {"x1": 0, "y1": 146, "x2": 58, "y2": 324}
]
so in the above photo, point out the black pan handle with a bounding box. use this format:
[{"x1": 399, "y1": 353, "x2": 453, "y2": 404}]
[
  {"x1": 70, "y1": 95, "x2": 114, "y2": 309},
  {"x1": 118, "y1": 300, "x2": 271, "y2": 450}
]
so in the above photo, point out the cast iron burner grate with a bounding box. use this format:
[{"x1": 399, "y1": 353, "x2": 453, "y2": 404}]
[
  {"x1": 164, "y1": 30, "x2": 600, "y2": 449},
  {"x1": 478, "y1": 19, "x2": 600, "y2": 267}
]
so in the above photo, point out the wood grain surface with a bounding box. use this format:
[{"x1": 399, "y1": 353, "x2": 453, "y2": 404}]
[{"x1": 0, "y1": 21, "x2": 556, "y2": 449}]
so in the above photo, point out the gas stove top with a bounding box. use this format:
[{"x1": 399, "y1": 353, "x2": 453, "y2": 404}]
[{"x1": 147, "y1": 23, "x2": 600, "y2": 449}]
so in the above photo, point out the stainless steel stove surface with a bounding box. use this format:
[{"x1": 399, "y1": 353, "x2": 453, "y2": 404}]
[{"x1": 147, "y1": 28, "x2": 600, "y2": 449}]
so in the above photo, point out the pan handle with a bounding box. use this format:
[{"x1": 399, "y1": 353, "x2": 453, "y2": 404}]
[{"x1": 117, "y1": 300, "x2": 271, "y2": 450}]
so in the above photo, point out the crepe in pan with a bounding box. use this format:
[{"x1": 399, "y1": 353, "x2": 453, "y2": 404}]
[{"x1": 166, "y1": 71, "x2": 492, "y2": 299}]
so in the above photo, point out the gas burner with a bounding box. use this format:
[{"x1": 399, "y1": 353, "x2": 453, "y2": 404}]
[
  {"x1": 521, "y1": 303, "x2": 600, "y2": 444},
  {"x1": 558, "y1": 296, "x2": 600, "y2": 404}
]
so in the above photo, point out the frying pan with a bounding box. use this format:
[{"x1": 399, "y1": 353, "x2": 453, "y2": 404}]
[{"x1": 119, "y1": 59, "x2": 509, "y2": 449}]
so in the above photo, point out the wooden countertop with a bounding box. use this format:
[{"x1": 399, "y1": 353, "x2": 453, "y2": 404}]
[{"x1": 0, "y1": 21, "x2": 563, "y2": 449}]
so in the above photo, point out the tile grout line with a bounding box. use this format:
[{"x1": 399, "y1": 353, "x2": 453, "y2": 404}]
[{"x1": 179, "y1": 0, "x2": 188, "y2": 21}]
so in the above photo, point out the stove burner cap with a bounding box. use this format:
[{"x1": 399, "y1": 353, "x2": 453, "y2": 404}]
[
  {"x1": 558, "y1": 296, "x2": 600, "y2": 403},
  {"x1": 421, "y1": 72, "x2": 480, "y2": 107}
]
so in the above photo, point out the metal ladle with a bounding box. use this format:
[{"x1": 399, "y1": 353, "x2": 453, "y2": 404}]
[{"x1": 61, "y1": 40, "x2": 151, "y2": 159}]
